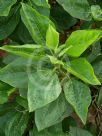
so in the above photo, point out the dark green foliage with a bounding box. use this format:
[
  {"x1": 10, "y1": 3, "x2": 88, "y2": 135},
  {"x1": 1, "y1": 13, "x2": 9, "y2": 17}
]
[{"x1": 0, "y1": 0, "x2": 102, "y2": 135}]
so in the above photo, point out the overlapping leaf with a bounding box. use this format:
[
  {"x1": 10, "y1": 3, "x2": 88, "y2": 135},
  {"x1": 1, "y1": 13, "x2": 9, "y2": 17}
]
[
  {"x1": 64, "y1": 79, "x2": 91, "y2": 124},
  {"x1": 64, "y1": 30, "x2": 102, "y2": 57},
  {"x1": 5, "y1": 112, "x2": 29, "y2": 136},
  {"x1": 35, "y1": 94, "x2": 73, "y2": 131},
  {"x1": 0, "y1": 5, "x2": 20, "y2": 40},
  {"x1": 0, "y1": 57, "x2": 37, "y2": 88},
  {"x1": 0, "y1": 44, "x2": 44, "y2": 60},
  {"x1": 0, "y1": 0, "x2": 17, "y2": 16},
  {"x1": 20, "y1": 3, "x2": 54, "y2": 45},
  {"x1": 56, "y1": 0, "x2": 92, "y2": 20},
  {"x1": 64, "y1": 58, "x2": 101, "y2": 85},
  {"x1": 28, "y1": 70, "x2": 61, "y2": 112}
]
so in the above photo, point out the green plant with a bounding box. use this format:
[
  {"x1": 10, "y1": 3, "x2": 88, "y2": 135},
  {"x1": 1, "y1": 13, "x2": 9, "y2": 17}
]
[{"x1": 0, "y1": 0, "x2": 102, "y2": 136}]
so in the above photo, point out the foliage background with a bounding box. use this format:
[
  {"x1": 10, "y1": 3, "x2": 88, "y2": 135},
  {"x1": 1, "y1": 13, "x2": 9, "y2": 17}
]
[{"x1": 0, "y1": 0, "x2": 102, "y2": 136}]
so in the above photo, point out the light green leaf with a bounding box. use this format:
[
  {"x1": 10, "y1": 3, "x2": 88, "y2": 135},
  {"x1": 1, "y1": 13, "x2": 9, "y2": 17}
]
[
  {"x1": 69, "y1": 127, "x2": 93, "y2": 136},
  {"x1": 20, "y1": 3, "x2": 54, "y2": 45},
  {"x1": 65, "y1": 30, "x2": 102, "y2": 57},
  {"x1": 0, "y1": 82, "x2": 15, "y2": 104},
  {"x1": 48, "y1": 55, "x2": 63, "y2": 65},
  {"x1": 0, "y1": 0, "x2": 17, "y2": 16},
  {"x1": 35, "y1": 94, "x2": 73, "y2": 131},
  {"x1": 0, "y1": 44, "x2": 44, "y2": 60},
  {"x1": 28, "y1": 70, "x2": 61, "y2": 112},
  {"x1": 0, "y1": 57, "x2": 37, "y2": 88},
  {"x1": 58, "y1": 45, "x2": 72, "y2": 57},
  {"x1": 46, "y1": 25, "x2": 59, "y2": 51},
  {"x1": 64, "y1": 79, "x2": 91, "y2": 124},
  {"x1": 91, "y1": 5, "x2": 102, "y2": 21},
  {"x1": 5, "y1": 112, "x2": 29, "y2": 136},
  {"x1": 63, "y1": 58, "x2": 101, "y2": 85},
  {"x1": 56, "y1": 0, "x2": 92, "y2": 20}
]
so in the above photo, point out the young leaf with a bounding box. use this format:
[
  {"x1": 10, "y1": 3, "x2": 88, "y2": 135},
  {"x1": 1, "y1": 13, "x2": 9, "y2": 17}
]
[
  {"x1": 20, "y1": 3, "x2": 54, "y2": 45},
  {"x1": 0, "y1": 0, "x2": 17, "y2": 16},
  {"x1": 64, "y1": 79, "x2": 91, "y2": 124},
  {"x1": 48, "y1": 55, "x2": 63, "y2": 65},
  {"x1": 35, "y1": 94, "x2": 73, "y2": 131},
  {"x1": 69, "y1": 126, "x2": 93, "y2": 136},
  {"x1": 0, "y1": 44, "x2": 44, "y2": 60},
  {"x1": 63, "y1": 58, "x2": 101, "y2": 85},
  {"x1": 65, "y1": 30, "x2": 102, "y2": 57},
  {"x1": 28, "y1": 70, "x2": 61, "y2": 112},
  {"x1": 56, "y1": 0, "x2": 92, "y2": 21},
  {"x1": 46, "y1": 25, "x2": 59, "y2": 51}
]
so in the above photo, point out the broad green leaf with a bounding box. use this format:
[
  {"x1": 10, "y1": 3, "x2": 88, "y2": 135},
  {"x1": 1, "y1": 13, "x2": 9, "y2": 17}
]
[
  {"x1": 0, "y1": 6, "x2": 20, "y2": 40},
  {"x1": 65, "y1": 30, "x2": 102, "y2": 57},
  {"x1": 28, "y1": 70, "x2": 61, "y2": 112},
  {"x1": 91, "y1": 5, "x2": 102, "y2": 21},
  {"x1": 69, "y1": 127, "x2": 93, "y2": 136},
  {"x1": 20, "y1": 3, "x2": 54, "y2": 45},
  {"x1": 97, "y1": 87, "x2": 102, "y2": 106},
  {"x1": 0, "y1": 44, "x2": 44, "y2": 60},
  {"x1": 56, "y1": 0, "x2": 92, "y2": 20},
  {"x1": 64, "y1": 79, "x2": 91, "y2": 124},
  {"x1": 0, "y1": 81, "x2": 15, "y2": 104},
  {"x1": 63, "y1": 58, "x2": 100, "y2": 85},
  {"x1": 30, "y1": 124, "x2": 67, "y2": 136},
  {"x1": 5, "y1": 112, "x2": 29, "y2": 136},
  {"x1": 0, "y1": 57, "x2": 37, "y2": 88},
  {"x1": 35, "y1": 94, "x2": 73, "y2": 131},
  {"x1": 46, "y1": 25, "x2": 59, "y2": 51},
  {"x1": 0, "y1": 0, "x2": 17, "y2": 16}
]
